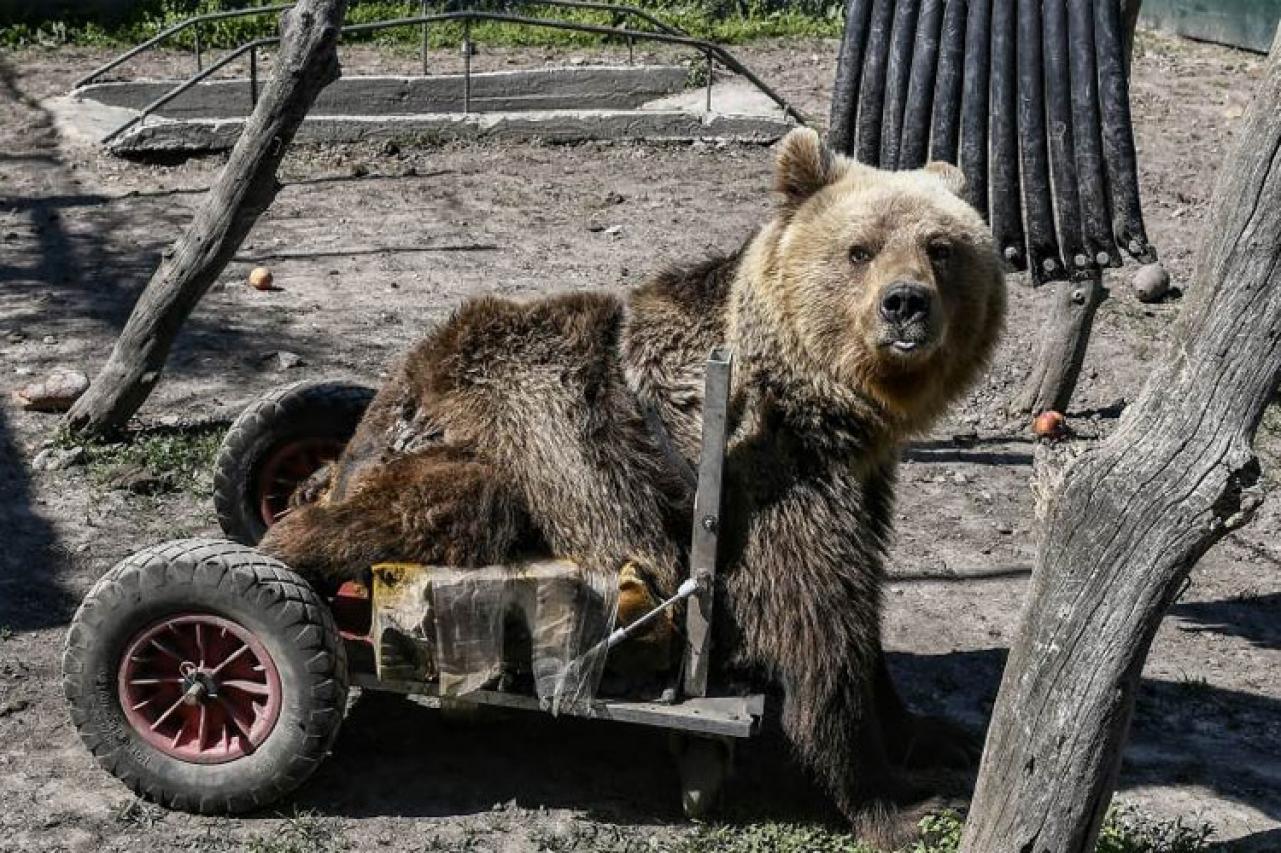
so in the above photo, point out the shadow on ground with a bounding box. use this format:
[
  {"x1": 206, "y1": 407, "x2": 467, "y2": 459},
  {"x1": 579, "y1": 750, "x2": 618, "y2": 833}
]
[
  {"x1": 1173, "y1": 592, "x2": 1281, "y2": 651},
  {"x1": 0, "y1": 407, "x2": 73, "y2": 632},
  {"x1": 281, "y1": 643, "x2": 1281, "y2": 834}
]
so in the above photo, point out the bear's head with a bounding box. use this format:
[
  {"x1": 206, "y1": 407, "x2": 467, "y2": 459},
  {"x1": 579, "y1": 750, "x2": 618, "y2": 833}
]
[{"x1": 750, "y1": 126, "x2": 1005, "y2": 432}]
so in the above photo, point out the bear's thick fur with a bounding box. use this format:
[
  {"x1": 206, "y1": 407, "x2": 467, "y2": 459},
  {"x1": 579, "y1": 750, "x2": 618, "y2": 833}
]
[{"x1": 260, "y1": 127, "x2": 1005, "y2": 836}]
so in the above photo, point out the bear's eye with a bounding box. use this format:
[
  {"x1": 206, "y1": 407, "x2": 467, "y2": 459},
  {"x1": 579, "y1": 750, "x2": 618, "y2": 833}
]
[
  {"x1": 927, "y1": 241, "x2": 953, "y2": 264},
  {"x1": 849, "y1": 245, "x2": 874, "y2": 264}
]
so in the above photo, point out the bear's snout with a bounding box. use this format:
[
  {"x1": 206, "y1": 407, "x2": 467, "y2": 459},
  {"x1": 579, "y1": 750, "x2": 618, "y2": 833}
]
[
  {"x1": 879, "y1": 282, "x2": 932, "y2": 325},
  {"x1": 876, "y1": 281, "x2": 937, "y2": 353}
]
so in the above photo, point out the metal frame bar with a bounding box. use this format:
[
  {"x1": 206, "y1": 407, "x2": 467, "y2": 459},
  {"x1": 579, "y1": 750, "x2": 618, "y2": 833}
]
[
  {"x1": 682, "y1": 347, "x2": 732, "y2": 699},
  {"x1": 98, "y1": 9, "x2": 810, "y2": 145},
  {"x1": 74, "y1": 3, "x2": 293, "y2": 89},
  {"x1": 75, "y1": 0, "x2": 685, "y2": 91}
]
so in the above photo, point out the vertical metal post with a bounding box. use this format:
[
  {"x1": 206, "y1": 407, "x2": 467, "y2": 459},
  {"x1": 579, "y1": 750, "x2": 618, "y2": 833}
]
[
  {"x1": 462, "y1": 18, "x2": 472, "y2": 114},
  {"x1": 193, "y1": 25, "x2": 202, "y2": 73},
  {"x1": 704, "y1": 51, "x2": 713, "y2": 114},
  {"x1": 627, "y1": 34, "x2": 634, "y2": 65},
  {"x1": 682, "y1": 347, "x2": 732, "y2": 699},
  {"x1": 420, "y1": 0, "x2": 429, "y2": 76},
  {"x1": 249, "y1": 44, "x2": 258, "y2": 108}
]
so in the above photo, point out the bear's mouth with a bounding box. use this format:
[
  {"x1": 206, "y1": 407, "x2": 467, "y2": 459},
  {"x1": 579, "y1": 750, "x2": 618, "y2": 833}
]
[{"x1": 878, "y1": 333, "x2": 936, "y2": 357}]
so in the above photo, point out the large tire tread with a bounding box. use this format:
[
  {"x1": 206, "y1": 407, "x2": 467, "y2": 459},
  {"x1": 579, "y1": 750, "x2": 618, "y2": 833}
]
[
  {"x1": 213, "y1": 381, "x2": 374, "y2": 545},
  {"x1": 62, "y1": 538, "x2": 348, "y2": 815}
]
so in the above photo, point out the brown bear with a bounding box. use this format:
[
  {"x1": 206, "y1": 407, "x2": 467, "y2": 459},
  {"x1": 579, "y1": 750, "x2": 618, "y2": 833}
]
[{"x1": 260, "y1": 126, "x2": 1006, "y2": 839}]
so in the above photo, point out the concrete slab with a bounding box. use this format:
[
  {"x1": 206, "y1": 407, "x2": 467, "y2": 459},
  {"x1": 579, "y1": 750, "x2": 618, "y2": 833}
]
[
  {"x1": 90, "y1": 108, "x2": 793, "y2": 153},
  {"x1": 52, "y1": 65, "x2": 797, "y2": 154}
]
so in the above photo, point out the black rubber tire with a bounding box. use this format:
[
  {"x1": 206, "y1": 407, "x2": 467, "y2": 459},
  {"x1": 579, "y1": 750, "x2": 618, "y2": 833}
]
[
  {"x1": 62, "y1": 539, "x2": 349, "y2": 815},
  {"x1": 213, "y1": 380, "x2": 374, "y2": 546}
]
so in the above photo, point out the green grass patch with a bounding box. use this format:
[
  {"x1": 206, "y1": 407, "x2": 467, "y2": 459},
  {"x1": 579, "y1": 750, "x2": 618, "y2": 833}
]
[
  {"x1": 0, "y1": 0, "x2": 843, "y2": 51},
  {"x1": 678, "y1": 806, "x2": 1215, "y2": 853},
  {"x1": 52, "y1": 423, "x2": 225, "y2": 497}
]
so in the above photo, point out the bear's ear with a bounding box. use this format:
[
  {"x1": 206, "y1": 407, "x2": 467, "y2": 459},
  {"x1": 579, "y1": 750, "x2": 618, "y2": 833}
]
[
  {"x1": 774, "y1": 127, "x2": 844, "y2": 211},
  {"x1": 923, "y1": 161, "x2": 967, "y2": 196}
]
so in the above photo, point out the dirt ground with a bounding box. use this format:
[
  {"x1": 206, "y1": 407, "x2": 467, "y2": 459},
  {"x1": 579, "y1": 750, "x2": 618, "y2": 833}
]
[{"x1": 1, "y1": 29, "x2": 1279, "y2": 853}]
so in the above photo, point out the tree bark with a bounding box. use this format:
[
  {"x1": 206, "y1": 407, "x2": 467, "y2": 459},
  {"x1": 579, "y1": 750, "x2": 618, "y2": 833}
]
[
  {"x1": 1016, "y1": 271, "x2": 1103, "y2": 415},
  {"x1": 961, "y1": 26, "x2": 1281, "y2": 853},
  {"x1": 66, "y1": 0, "x2": 348, "y2": 435}
]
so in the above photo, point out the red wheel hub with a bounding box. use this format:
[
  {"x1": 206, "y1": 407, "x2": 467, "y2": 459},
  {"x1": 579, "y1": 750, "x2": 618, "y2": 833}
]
[
  {"x1": 256, "y1": 438, "x2": 345, "y2": 527},
  {"x1": 117, "y1": 613, "x2": 282, "y2": 764}
]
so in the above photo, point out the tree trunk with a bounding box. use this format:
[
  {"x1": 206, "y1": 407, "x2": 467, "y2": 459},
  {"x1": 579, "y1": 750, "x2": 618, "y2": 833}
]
[
  {"x1": 66, "y1": 0, "x2": 348, "y2": 436},
  {"x1": 1016, "y1": 271, "x2": 1103, "y2": 415},
  {"x1": 960, "y1": 26, "x2": 1281, "y2": 853}
]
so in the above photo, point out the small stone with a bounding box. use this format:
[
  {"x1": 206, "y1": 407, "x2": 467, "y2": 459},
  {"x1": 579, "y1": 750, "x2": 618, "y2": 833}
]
[
  {"x1": 381, "y1": 140, "x2": 400, "y2": 157},
  {"x1": 262, "y1": 351, "x2": 304, "y2": 370},
  {"x1": 14, "y1": 368, "x2": 89, "y2": 412},
  {"x1": 1133, "y1": 262, "x2": 1170, "y2": 303},
  {"x1": 105, "y1": 464, "x2": 176, "y2": 495},
  {"x1": 604, "y1": 191, "x2": 625, "y2": 206},
  {"x1": 995, "y1": 523, "x2": 1014, "y2": 535},
  {"x1": 30, "y1": 446, "x2": 86, "y2": 471},
  {"x1": 951, "y1": 471, "x2": 969, "y2": 485},
  {"x1": 42, "y1": 335, "x2": 57, "y2": 345},
  {"x1": 0, "y1": 699, "x2": 30, "y2": 718},
  {"x1": 603, "y1": 225, "x2": 623, "y2": 237},
  {"x1": 6, "y1": 331, "x2": 25, "y2": 344}
]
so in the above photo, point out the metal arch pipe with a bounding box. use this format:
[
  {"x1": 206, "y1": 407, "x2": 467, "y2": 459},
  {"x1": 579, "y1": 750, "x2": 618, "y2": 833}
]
[
  {"x1": 958, "y1": 0, "x2": 990, "y2": 218},
  {"x1": 1067, "y1": 0, "x2": 1121, "y2": 270},
  {"x1": 1044, "y1": 0, "x2": 1086, "y2": 278},
  {"x1": 855, "y1": 0, "x2": 896, "y2": 165},
  {"x1": 879, "y1": 0, "x2": 920, "y2": 169},
  {"x1": 101, "y1": 11, "x2": 812, "y2": 146},
  {"x1": 74, "y1": 3, "x2": 293, "y2": 89},
  {"x1": 989, "y1": 0, "x2": 1025, "y2": 270},
  {"x1": 76, "y1": 0, "x2": 686, "y2": 92},
  {"x1": 898, "y1": 0, "x2": 944, "y2": 170},
  {"x1": 828, "y1": 0, "x2": 877, "y2": 156},
  {"x1": 1016, "y1": 0, "x2": 1060, "y2": 283},
  {"x1": 1095, "y1": 0, "x2": 1156, "y2": 263},
  {"x1": 928, "y1": 0, "x2": 967, "y2": 165},
  {"x1": 101, "y1": 38, "x2": 278, "y2": 144}
]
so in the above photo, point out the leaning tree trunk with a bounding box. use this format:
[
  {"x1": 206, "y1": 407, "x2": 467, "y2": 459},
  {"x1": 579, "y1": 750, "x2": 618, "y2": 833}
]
[
  {"x1": 960, "y1": 26, "x2": 1281, "y2": 853},
  {"x1": 66, "y1": 0, "x2": 349, "y2": 435},
  {"x1": 1016, "y1": 271, "x2": 1103, "y2": 415}
]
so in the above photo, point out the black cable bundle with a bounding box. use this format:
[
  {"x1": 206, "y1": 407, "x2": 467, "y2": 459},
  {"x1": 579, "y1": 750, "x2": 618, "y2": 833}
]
[{"x1": 826, "y1": 0, "x2": 1156, "y2": 274}]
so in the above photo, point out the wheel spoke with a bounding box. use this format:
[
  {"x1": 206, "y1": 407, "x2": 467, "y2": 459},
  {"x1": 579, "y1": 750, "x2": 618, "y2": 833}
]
[
  {"x1": 127, "y1": 677, "x2": 181, "y2": 686},
  {"x1": 220, "y1": 679, "x2": 270, "y2": 696},
  {"x1": 196, "y1": 703, "x2": 208, "y2": 753},
  {"x1": 149, "y1": 694, "x2": 188, "y2": 732},
  {"x1": 148, "y1": 637, "x2": 186, "y2": 662},
  {"x1": 217, "y1": 696, "x2": 257, "y2": 753},
  {"x1": 209, "y1": 642, "x2": 251, "y2": 676},
  {"x1": 195, "y1": 623, "x2": 206, "y2": 669}
]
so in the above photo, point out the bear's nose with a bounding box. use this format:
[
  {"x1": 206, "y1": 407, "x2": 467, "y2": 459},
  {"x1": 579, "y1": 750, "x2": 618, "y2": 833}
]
[{"x1": 879, "y1": 283, "x2": 932, "y2": 325}]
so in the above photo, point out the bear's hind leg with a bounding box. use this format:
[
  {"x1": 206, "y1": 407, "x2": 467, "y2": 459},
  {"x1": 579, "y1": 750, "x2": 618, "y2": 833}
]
[{"x1": 259, "y1": 445, "x2": 533, "y2": 583}]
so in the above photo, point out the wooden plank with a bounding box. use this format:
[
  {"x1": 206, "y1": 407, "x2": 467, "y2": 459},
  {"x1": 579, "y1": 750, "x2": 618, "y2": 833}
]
[{"x1": 683, "y1": 347, "x2": 733, "y2": 699}]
